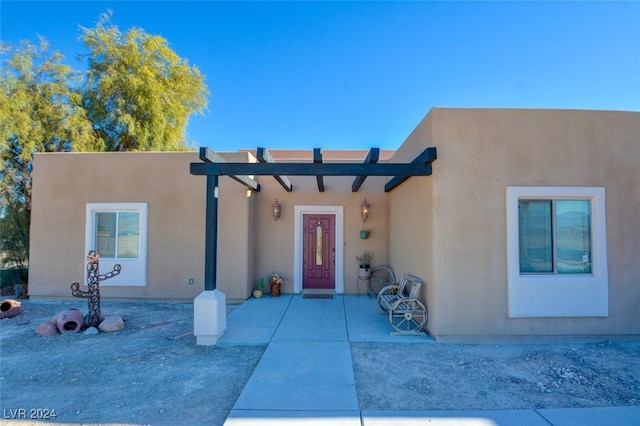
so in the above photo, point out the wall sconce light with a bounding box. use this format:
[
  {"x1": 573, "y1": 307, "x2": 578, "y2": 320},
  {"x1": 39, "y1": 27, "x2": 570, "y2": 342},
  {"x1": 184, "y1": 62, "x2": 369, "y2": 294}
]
[
  {"x1": 360, "y1": 199, "x2": 370, "y2": 223},
  {"x1": 271, "y1": 199, "x2": 282, "y2": 221}
]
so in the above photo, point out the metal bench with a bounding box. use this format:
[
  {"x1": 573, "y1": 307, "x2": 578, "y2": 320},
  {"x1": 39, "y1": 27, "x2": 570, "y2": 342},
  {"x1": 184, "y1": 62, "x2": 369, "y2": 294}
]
[{"x1": 377, "y1": 273, "x2": 428, "y2": 334}]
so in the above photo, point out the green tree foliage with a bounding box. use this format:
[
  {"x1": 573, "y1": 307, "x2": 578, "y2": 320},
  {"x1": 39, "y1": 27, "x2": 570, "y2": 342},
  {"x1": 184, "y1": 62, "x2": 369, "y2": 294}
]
[
  {"x1": 1, "y1": 14, "x2": 209, "y2": 271},
  {"x1": 0, "y1": 37, "x2": 96, "y2": 269},
  {"x1": 80, "y1": 13, "x2": 208, "y2": 151}
]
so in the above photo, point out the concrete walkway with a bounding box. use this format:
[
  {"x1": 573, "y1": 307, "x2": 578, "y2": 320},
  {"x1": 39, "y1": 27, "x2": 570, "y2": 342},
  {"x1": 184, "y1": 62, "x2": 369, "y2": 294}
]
[{"x1": 222, "y1": 295, "x2": 640, "y2": 425}]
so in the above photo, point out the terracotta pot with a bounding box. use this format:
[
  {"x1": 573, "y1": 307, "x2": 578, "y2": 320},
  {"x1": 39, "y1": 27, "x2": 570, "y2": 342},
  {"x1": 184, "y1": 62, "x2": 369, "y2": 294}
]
[
  {"x1": 0, "y1": 299, "x2": 21, "y2": 319},
  {"x1": 36, "y1": 321, "x2": 58, "y2": 337},
  {"x1": 55, "y1": 309, "x2": 84, "y2": 333}
]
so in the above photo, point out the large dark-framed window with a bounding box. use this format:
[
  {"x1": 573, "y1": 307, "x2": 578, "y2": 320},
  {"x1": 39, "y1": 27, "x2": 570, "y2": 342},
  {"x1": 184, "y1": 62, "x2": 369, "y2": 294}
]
[{"x1": 518, "y1": 199, "x2": 591, "y2": 275}]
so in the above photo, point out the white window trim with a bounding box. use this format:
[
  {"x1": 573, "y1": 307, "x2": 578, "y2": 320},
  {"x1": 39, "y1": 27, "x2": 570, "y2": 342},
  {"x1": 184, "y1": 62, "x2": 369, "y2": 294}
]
[
  {"x1": 293, "y1": 205, "x2": 344, "y2": 294},
  {"x1": 506, "y1": 187, "x2": 608, "y2": 318},
  {"x1": 85, "y1": 203, "x2": 148, "y2": 287}
]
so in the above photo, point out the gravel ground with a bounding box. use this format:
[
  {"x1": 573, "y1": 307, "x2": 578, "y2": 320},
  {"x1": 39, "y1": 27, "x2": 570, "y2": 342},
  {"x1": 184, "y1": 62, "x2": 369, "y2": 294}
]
[
  {"x1": 352, "y1": 340, "x2": 640, "y2": 411},
  {"x1": 1, "y1": 299, "x2": 639, "y2": 426},
  {"x1": 0, "y1": 299, "x2": 263, "y2": 426}
]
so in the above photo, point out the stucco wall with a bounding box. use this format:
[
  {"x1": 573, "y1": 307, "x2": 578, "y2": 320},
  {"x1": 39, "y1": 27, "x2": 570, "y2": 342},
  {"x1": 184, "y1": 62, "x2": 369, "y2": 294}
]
[
  {"x1": 388, "y1": 112, "x2": 437, "y2": 328},
  {"x1": 29, "y1": 151, "x2": 391, "y2": 300},
  {"x1": 29, "y1": 108, "x2": 639, "y2": 339},
  {"x1": 215, "y1": 152, "x2": 256, "y2": 300},
  {"x1": 29, "y1": 151, "x2": 255, "y2": 301},
  {"x1": 251, "y1": 168, "x2": 390, "y2": 295},
  {"x1": 395, "y1": 108, "x2": 640, "y2": 340}
]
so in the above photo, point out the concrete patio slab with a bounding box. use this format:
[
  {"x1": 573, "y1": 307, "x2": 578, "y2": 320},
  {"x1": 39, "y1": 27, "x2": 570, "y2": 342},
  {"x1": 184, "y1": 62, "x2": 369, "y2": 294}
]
[
  {"x1": 362, "y1": 409, "x2": 550, "y2": 425},
  {"x1": 344, "y1": 295, "x2": 434, "y2": 343},
  {"x1": 232, "y1": 340, "x2": 358, "y2": 412},
  {"x1": 272, "y1": 295, "x2": 348, "y2": 342},
  {"x1": 537, "y1": 405, "x2": 640, "y2": 425},
  {"x1": 217, "y1": 295, "x2": 292, "y2": 346},
  {"x1": 225, "y1": 410, "x2": 361, "y2": 425}
]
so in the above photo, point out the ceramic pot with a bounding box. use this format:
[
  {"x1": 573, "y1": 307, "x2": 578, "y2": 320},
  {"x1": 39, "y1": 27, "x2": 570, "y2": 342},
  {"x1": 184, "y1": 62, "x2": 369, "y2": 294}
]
[
  {"x1": 253, "y1": 289, "x2": 263, "y2": 298},
  {"x1": 0, "y1": 299, "x2": 21, "y2": 319},
  {"x1": 36, "y1": 321, "x2": 58, "y2": 337},
  {"x1": 360, "y1": 230, "x2": 370, "y2": 239},
  {"x1": 55, "y1": 309, "x2": 84, "y2": 333},
  {"x1": 359, "y1": 267, "x2": 371, "y2": 279}
]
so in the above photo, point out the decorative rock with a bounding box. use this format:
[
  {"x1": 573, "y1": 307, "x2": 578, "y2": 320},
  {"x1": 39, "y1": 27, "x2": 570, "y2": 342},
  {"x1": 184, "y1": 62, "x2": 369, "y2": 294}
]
[
  {"x1": 83, "y1": 327, "x2": 99, "y2": 335},
  {"x1": 98, "y1": 316, "x2": 125, "y2": 333},
  {"x1": 55, "y1": 309, "x2": 84, "y2": 333},
  {"x1": 36, "y1": 321, "x2": 59, "y2": 337},
  {"x1": 0, "y1": 299, "x2": 21, "y2": 319}
]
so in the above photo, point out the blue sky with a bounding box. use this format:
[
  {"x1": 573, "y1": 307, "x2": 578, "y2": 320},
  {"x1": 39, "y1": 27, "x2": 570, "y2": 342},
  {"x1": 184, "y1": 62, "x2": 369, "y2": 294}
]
[{"x1": 2, "y1": 1, "x2": 639, "y2": 151}]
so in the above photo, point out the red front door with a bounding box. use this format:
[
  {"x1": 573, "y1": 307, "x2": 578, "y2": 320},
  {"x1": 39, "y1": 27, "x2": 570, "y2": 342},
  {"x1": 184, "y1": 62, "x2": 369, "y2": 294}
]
[{"x1": 303, "y1": 214, "x2": 336, "y2": 289}]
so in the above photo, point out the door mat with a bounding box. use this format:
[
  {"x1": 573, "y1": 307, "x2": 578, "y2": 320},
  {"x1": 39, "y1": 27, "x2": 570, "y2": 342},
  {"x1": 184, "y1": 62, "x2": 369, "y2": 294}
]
[{"x1": 303, "y1": 293, "x2": 333, "y2": 299}]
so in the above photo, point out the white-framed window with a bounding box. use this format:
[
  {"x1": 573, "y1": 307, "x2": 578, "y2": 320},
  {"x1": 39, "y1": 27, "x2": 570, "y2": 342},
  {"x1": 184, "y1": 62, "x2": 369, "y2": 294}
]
[
  {"x1": 506, "y1": 187, "x2": 608, "y2": 318},
  {"x1": 85, "y1": 203, "x2": 148, "y2": 286}
]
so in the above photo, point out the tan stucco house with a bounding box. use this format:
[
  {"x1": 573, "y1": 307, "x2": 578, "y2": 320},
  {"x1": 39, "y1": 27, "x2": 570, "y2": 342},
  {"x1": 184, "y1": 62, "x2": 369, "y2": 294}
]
[{"x1": 28, "y1": 108, "x2": 640, "y2": 341}]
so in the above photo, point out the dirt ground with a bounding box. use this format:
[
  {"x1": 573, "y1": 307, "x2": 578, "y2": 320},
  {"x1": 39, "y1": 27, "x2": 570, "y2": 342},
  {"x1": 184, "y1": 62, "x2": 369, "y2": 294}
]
[
  {"x1": 352, "y1": 341, "x2": 640, "y2": 411},
  {"x1": 0, "y1": 300, "x2": 264, "y2": 425},
  {"x1": 1, "y1": 299, "x2": 639, "y2": 426}
]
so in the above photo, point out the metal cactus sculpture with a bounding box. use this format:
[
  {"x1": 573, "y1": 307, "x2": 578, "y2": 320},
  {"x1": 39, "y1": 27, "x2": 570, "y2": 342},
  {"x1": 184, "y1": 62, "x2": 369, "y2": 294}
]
[{"x1": 71, "y1": 251, "x2": 121, "y2": 328}]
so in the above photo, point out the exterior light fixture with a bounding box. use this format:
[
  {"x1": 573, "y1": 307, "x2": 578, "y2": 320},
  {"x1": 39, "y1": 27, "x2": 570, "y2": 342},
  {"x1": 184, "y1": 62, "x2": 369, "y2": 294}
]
[
  {"x1": 271, "y1": 199, "x2": 282, "y2": 221},
  {"x1": 360, "y1": 199, "x2": 370, "y2": 223}
]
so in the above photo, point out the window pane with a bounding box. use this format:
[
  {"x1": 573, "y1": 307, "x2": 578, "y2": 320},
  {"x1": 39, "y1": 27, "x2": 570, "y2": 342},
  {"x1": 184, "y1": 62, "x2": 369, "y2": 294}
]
[
  {"x1": 519, "y1": 201, "x2": 553, "y2": 273},
  {"x1": 117, "y1": 212, "x2": 140, "y2": 258},
  {"x1": 315, "y1": 224, "x2": 323, "y2": 266},
  {"x1": 556, "y1": 200, "x2": 591, "y2": 274},
  {"x1": 96, "y1": 212, "x2": 116, "y2": 258}
]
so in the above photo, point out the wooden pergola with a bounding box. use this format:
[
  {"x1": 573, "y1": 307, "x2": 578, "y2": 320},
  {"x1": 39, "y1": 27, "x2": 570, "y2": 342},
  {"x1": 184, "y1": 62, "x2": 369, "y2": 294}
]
[{"x1": 190, "y1": 146, "x2": 437, "y2": 291}]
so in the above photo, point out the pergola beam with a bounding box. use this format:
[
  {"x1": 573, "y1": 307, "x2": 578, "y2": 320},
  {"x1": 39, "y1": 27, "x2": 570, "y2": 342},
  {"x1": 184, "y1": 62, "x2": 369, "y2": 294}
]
[
  {"x1": 384, "y1": 147, "x2": 437, "y2": 192},
  {"x1": 190, "y1": 162, "x2": 433, "y2": 177},
  {"x1": 351, "y1": 147, "x2": 380, "y2": 192},
  {"x1": 256, "y1": 147, "x2": 293, "y2": 192},
  {"x1": 200, "y1": 148, "x2": 260, "y2": 192},
  {"x1": 313, "y1": 148, "x2": 325, "y2": 192}
]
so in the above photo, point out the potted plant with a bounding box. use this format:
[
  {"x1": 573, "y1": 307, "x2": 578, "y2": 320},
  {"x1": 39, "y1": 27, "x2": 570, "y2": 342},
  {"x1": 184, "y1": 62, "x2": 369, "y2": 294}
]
[
  {"x1": 253, "y1": 277, "x2": 264, "y2": 298},
  {"x1": 357, "y1": 250, "x2": 373, "y2": 278},
  {"x1": 269, "y1": 273, "x2": 286, "y2": 297}
]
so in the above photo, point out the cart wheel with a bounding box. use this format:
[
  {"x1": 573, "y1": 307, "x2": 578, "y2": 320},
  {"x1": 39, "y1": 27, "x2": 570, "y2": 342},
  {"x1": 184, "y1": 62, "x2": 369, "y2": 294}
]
[
  {"x1": 369, "y1": 265, "x2": 396, "y2": 297},
  {"x1": 389, "y1": 298, "x2": 427, "y2": 333}
]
